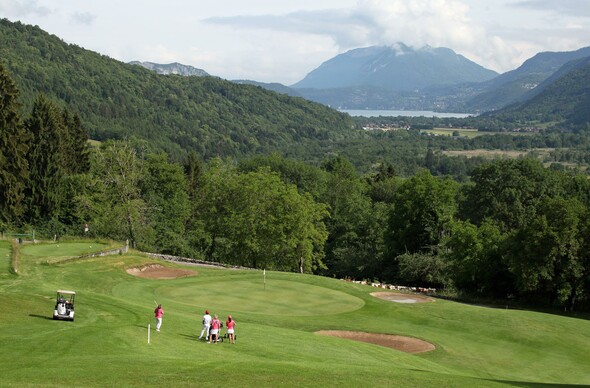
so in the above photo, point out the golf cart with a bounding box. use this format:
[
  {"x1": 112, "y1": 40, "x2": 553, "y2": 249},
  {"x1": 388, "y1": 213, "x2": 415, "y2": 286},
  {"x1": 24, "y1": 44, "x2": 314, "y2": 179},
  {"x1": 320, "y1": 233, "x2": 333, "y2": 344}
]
[{"x1": 53, "y1": 290, "x2": 75, "y2": 321}]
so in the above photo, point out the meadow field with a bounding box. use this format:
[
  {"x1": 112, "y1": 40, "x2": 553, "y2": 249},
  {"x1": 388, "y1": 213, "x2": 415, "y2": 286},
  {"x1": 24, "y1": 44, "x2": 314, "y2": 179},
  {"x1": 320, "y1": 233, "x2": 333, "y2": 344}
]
[
  {"x1": 421, "y1": 128, "x2": 541, "y2": 139},
  {"x1": 0, "y1": 240, "x2": 589, "y2": 387},
  {"x1": 441, "y1": 149, "x2": 554, "y2": 159}
]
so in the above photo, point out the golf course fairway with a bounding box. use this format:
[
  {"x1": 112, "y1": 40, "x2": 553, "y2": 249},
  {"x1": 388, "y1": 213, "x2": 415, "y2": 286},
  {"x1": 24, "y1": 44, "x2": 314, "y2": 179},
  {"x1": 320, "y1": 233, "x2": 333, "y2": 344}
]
[{"x1": 0, "y1": 241, "x2": 589, "y2": 387}]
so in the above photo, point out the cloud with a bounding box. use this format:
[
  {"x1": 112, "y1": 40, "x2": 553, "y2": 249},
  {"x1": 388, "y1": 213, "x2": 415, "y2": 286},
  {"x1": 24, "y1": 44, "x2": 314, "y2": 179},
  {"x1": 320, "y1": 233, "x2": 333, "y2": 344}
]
[
  {"x1": 70, "y1": 12, "x2": 96, "y2": 26},
  {"x1": 201, "y1": 0, "x2": 590, "y2": 77},
  {"x1": 512, "y1": 0, "x2": 590, "y2": 17},
  {"x1": 0, "y1": 0, "x2": 50, "y2": 17},
  {"x1": 205, "y1": 9, "x2": 373, "y2": 48},
  {"x1": 204, "y1": 0, "x2": 517, "y2": 72},
  {"x1": 204, "y1": 0, "x2": 484, "y2": 50}
]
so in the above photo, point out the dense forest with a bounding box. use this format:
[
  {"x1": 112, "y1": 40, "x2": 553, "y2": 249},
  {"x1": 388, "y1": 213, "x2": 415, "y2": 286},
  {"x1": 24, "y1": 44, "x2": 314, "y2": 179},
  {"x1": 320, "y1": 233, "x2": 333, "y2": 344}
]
[{"x1": 2, "y1": 63, "x2": 590, "y2": 311}]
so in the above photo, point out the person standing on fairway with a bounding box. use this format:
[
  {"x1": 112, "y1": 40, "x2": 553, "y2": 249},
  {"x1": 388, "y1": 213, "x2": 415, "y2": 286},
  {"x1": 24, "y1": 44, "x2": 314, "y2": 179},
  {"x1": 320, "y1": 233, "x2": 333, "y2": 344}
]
[
  {"x1": 154, "y1": 304, "x2": 164, "y2": 332},
  {"x1": 209, "y1": 315, "x2": 221, "y2": 343},
  {"x1": 198, "y1": 309, "x2": 212, "y2": 341},
  {"x1": 226, "y1": 315, "x2": 236, "y2": 344}
]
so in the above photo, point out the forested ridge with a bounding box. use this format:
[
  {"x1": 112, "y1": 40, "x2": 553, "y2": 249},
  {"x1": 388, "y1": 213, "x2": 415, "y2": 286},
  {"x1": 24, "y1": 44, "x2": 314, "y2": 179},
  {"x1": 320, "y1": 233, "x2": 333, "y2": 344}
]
[
  {"x1": 2, "y1": 18, "x2": 590, "y2": 312},
  {"x1": 0, "y1": 19, "x2": 357, "y2": 161},
  {"x1": 494, "y1": 58, "x2": 590, "y2": 127}
]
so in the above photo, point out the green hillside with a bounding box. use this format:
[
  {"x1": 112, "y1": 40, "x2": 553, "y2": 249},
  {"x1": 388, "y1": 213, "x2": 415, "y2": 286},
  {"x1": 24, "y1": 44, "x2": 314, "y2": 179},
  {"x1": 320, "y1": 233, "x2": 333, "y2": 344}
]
[
  {"x1": 463, "y1": 47, "x2": 590, "y2": 112},
  {"x1": 0, "y1": 241, "x2": 589, "y2": 387},
  {"x1": 492, "y1": 59, "x2": 590, "y2": 128},
  {"x1": 0, "y1": 19, "x2": 357, "y2": 160}
]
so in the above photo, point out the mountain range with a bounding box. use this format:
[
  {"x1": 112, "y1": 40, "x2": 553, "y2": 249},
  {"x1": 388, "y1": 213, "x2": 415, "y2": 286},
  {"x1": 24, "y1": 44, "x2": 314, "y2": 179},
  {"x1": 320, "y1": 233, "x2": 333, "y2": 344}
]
[
  {"x1": 460, "y1": 46, "x2": 590, "y2": 112},
  {"x1": 288, "y1": 44, "x2": 590, "y2": 113},
  {"x1": 1, "y1": 16, "x2": 589, "y2": 149},
  {"x1": 166, "y1": 43, "x2": 584, "y2": 115}
]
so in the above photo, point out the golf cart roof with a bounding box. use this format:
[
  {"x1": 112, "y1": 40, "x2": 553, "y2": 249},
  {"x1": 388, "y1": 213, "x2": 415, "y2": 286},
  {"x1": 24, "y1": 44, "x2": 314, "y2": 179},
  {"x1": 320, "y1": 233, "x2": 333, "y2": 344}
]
[{"x1": 57, "y1": 290, "x2": 76, "y2": 295}]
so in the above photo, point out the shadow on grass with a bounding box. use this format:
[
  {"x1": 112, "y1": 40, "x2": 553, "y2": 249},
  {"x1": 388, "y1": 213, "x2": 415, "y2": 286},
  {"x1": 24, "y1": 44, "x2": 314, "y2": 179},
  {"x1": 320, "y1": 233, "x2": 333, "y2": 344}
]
[
  {"x1": 434, "y1": 295, "x2": 590, "y2": 321},
  {"x1": 485, "y1": 378, "x2": 585, "y2": 387},
  {"x1": 29, "y1": 314, "x2": 54, "y2": 320},
  {"x1": 179, "y1": 333, "x2": 199, "y2": 342},
  {"x1": 410, "y1": 369, "x2": 586, "y2": 387}
]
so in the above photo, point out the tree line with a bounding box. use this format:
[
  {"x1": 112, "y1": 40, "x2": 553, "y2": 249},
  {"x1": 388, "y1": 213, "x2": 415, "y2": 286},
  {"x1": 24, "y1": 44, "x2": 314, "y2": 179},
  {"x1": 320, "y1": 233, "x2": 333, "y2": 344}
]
[{"x1": 2, "y1": 64, "x2": 590, "y2": 311}]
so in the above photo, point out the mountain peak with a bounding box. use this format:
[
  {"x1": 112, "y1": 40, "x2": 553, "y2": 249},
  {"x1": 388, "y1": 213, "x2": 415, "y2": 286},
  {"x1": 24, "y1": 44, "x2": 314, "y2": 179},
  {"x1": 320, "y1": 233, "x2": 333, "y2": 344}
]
[
  {"x1": 129, "y1": 61, "x2": 209, "y2": 77},
  {"x1": 291, "y1": 44, "x2": 497, "y2": 91}
]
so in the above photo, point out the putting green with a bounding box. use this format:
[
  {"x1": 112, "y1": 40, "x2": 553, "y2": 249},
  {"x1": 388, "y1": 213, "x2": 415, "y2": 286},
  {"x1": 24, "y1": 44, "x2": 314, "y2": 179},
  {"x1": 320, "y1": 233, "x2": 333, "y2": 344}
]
[{"x1": 157, "y1": 279, "x2": 365, "y2": 316}]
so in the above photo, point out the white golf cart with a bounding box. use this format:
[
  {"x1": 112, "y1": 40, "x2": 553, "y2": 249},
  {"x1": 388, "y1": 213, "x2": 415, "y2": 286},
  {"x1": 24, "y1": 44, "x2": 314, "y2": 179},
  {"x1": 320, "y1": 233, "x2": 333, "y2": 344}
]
[{"x1": 53, "y1": 290, "x2": 75, "y2": 321}]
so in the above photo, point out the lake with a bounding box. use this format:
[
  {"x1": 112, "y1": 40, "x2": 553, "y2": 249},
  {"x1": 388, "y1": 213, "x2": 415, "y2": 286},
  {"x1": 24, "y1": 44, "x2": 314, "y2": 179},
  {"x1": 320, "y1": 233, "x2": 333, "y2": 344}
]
[{"x1": 340, "y1": 109, "x2": 472, "y2": 118}]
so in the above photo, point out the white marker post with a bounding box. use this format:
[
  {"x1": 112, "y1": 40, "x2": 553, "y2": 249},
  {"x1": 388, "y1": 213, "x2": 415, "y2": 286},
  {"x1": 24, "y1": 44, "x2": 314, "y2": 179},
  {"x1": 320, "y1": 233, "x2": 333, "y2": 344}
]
[{"x1": 148, "y1": 324, "x2": 151, "y2": 344}]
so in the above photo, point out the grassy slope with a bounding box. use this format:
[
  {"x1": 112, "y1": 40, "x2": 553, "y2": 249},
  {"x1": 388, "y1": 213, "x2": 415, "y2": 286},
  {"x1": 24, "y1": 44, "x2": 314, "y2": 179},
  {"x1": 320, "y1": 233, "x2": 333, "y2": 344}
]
[
  {"x1": 0, "y1": 242, "x2": 589, "y2": 387},
  {"x1": 0, "y1": 240, "x2": 10, "y2": 276}
]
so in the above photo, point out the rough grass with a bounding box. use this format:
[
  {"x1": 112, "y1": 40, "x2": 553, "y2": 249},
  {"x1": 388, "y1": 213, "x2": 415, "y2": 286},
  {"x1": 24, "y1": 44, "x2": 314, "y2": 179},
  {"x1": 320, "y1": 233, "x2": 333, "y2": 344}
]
[
  {"x1": 0, "y1": 240, "x2": 11, "y2": 276},
  {"x1": 0, "y1": 242, "x2": 589, "y2": 387}
]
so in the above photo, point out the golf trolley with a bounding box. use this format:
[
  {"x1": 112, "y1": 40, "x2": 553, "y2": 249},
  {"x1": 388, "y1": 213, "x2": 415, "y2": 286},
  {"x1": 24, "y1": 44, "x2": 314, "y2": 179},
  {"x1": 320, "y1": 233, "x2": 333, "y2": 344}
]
[
  {"x1": 53, "y1": 290, "x2": 75, "y2": 321},
  {"x1": 204, "y1": 322, "x2": 237, "y2": 343}
]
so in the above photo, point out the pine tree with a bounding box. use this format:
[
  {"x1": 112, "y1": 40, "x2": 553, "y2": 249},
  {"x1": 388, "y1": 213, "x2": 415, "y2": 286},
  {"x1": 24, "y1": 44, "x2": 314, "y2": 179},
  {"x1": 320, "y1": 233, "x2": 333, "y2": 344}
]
[
  {"x1": 0, "y1": 64, "x2": 30, "y2": 224},
  {"x1": 25, "y1": 94, "x2": 65, "y2": 222},
  {"x1": 61, "y1": 109, "x2": 90, "y2": 174}
]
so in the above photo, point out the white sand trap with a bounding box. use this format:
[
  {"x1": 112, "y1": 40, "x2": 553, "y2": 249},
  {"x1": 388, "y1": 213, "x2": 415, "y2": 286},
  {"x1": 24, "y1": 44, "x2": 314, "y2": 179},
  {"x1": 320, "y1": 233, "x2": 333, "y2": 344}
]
[
  {"x1": 126, "y1": 264, "x2": 196, "y2": 279},
  {"x1": 371, "y1": 292, "x2": 434, "y2": 304}
]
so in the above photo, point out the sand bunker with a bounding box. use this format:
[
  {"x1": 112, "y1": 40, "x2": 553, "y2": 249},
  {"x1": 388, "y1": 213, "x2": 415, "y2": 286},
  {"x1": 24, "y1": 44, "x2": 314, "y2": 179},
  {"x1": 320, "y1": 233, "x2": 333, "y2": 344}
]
[
  {"x1": 316, "y1": 331, "x2": 435, "y2": 353},
  {"x1": 371, "y1": 292, "x2": 434, "y2": 304},
  {"x1": 126, "y1": 264, "x2": 196, "y2": 279}
]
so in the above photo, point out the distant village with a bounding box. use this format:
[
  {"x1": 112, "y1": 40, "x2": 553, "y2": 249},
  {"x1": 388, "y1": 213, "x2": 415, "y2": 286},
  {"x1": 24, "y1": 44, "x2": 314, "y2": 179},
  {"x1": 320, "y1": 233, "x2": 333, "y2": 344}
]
[{"x1": 361, "y1": 122, "x2": 542, "y2": 134}]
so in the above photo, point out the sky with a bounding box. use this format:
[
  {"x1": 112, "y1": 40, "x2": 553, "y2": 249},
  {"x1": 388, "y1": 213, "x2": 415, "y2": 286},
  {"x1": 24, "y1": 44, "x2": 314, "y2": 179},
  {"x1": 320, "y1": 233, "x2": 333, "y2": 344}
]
[{"x1": 1, "y1": 0, "x2": 590, "y2": 85}]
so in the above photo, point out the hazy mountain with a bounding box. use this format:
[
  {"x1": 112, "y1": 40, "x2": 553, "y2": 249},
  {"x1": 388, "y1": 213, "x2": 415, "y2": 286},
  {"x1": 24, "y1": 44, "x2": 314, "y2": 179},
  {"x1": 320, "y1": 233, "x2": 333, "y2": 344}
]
[
  {"x1": 291, "y1": 44, "x2": 498, "y2": 91},
  {"x1": 128, "y1": 61, "x2": 209, "y2": 77},
  {"x1": 463, "y1": 46, "x2": 590, "y2": 112},
  {"x1": 232, "y1": 80, "x2": 302, "y2": 97},
  {"x1": 521, "y1": 55, "x2": 590, "y2": 102}
]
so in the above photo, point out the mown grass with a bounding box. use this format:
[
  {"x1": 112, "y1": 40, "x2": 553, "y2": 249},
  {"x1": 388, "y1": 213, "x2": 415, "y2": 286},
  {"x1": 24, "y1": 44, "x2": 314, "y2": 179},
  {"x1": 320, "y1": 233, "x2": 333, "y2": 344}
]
[{"x1": 0, "y1": 242, "x2": 589, "y2": 387}]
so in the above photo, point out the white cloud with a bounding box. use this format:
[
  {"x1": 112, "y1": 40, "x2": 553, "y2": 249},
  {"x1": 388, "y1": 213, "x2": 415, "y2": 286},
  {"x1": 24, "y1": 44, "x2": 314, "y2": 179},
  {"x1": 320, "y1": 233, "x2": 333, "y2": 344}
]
[
  {"x1": 512, "y1": 0, "x2": 590, "y2": 17},
  {"x1": 70, "y1": 11, "x2": 96, "y2": 26},
  {"x1": 0, "y1": 0, "x2": 50, "y2": 17},
  {"x1": 204, "y1": 0, "x2": 518, "y2": 73}
]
